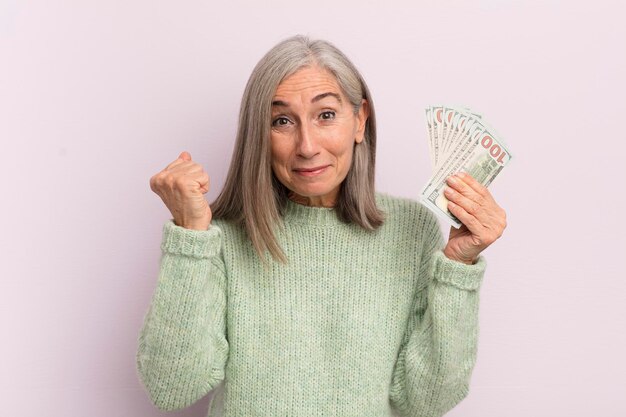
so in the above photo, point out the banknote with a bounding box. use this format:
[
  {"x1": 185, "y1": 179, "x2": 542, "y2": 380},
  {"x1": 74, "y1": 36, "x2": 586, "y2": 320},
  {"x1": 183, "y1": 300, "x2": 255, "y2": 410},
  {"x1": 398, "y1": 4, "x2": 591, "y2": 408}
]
[
  {"x1": 420, "y1": 106, "x2": 512, "y2": 228},
  {"x1": 426, "y1": 104, "x2": 482, "y2": 169}
]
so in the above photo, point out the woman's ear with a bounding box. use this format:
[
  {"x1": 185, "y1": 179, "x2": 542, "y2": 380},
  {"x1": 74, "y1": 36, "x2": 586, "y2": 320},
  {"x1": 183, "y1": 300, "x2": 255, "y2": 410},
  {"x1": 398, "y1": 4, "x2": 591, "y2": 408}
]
[{"x1": 355, "y1": 99, "x2": 369, "y2": 144}]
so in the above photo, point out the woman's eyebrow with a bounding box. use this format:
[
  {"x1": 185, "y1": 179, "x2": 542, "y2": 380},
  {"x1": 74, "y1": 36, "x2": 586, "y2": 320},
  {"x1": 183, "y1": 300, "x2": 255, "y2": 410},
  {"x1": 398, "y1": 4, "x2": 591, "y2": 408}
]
[
  {"x1": 311, "y1": 92, "x2": 342, "y2": 104},
  {"x1": 271, "y1": 92, "x2": 342, "y2": 108}
]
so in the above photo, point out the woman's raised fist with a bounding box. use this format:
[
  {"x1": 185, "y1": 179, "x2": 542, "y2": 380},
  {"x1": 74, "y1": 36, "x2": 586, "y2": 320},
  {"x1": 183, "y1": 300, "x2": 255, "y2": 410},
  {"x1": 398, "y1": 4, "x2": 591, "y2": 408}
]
[{"x1": 149, "y1": 151, "x2": 212, "y2": 230}]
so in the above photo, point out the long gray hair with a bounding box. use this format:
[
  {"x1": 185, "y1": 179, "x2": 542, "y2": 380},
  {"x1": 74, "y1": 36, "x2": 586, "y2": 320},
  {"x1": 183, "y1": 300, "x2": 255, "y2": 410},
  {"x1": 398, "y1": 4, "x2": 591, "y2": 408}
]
[{"x1": 211, "y1": 35, "x2": 384, "y2": 264}]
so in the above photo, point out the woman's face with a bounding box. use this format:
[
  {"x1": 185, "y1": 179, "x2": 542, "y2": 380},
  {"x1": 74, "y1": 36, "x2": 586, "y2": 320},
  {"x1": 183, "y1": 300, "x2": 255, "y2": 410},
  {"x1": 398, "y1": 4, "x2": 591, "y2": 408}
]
[{"x1": 270, "y1": 65, "x2": 368, "y2": 207}]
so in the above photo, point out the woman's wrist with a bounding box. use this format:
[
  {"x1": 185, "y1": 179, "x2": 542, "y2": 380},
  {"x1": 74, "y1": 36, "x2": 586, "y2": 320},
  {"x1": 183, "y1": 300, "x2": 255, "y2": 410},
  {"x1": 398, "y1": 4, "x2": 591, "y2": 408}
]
[
  {"x1": 443, "y1": 248, "x2": 477, "y2": 265},
  {"x1": 174, "y1": 219, "x2": 212, "y2": 231}
]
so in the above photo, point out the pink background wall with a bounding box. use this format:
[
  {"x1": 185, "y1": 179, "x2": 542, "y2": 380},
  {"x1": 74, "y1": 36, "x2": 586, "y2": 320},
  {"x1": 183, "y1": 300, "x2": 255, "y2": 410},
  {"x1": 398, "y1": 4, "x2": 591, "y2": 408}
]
[{"x1": 2, "y1": 0, "x2": 624, "y2": 416}]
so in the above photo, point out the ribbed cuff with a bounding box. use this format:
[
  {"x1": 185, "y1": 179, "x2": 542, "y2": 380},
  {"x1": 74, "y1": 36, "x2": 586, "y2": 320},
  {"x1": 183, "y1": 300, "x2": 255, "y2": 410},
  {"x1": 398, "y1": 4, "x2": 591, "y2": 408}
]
[
  {"x1": 160, "y1": 219, "x2": 222, "y2": 259},
  {"x1": 432, "y1": 250, "x2": 487, "y2": 290}
]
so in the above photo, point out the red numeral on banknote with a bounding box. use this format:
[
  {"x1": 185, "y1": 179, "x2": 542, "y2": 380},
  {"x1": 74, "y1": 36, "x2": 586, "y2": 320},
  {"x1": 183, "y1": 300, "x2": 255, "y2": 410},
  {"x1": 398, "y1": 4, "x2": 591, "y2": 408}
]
[{"x1": 480, "y1": 135, "x2": 507, "y2": 165}]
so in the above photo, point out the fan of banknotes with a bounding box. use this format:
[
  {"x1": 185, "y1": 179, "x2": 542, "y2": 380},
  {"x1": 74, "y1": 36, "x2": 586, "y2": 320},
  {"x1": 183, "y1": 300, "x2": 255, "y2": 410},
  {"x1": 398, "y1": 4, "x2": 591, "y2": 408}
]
[{"x1": 420, "y1": 105, "x2": 513, "y2": 228}]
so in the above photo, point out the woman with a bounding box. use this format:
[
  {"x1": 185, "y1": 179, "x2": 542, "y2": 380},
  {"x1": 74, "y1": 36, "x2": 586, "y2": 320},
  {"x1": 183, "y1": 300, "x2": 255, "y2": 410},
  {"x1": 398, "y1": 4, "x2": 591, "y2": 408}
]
[{"x1": 137, "y1": 35, "x2": 506, "y2": 417}]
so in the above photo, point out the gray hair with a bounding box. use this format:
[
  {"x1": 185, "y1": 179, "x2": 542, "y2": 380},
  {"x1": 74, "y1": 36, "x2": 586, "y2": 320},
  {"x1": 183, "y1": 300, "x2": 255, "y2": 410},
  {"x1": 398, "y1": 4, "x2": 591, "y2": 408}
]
[{"x1": 211, "y1": 35, "x2": 384, "y2": 264}]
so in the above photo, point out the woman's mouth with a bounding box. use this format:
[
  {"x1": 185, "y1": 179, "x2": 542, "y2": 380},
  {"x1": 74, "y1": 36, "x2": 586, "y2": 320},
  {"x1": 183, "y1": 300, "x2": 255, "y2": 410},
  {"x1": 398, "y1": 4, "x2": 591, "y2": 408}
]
[{"x1": 293, "y1": 165, "x2": 330, "y2": 177}]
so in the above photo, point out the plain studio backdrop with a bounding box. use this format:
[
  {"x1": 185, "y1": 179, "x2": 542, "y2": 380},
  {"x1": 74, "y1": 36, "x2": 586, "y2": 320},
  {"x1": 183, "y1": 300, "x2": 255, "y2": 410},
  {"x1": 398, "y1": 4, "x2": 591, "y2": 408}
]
[{"x1": 1, "y1": 0, "x2": 624, "y2": 416}]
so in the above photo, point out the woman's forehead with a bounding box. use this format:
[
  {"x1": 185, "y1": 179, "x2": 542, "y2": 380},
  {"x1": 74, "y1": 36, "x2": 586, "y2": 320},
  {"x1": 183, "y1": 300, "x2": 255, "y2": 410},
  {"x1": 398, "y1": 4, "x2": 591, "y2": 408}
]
[{"x1": 273, "y1": 66, "x2": 343, "y2": 100}]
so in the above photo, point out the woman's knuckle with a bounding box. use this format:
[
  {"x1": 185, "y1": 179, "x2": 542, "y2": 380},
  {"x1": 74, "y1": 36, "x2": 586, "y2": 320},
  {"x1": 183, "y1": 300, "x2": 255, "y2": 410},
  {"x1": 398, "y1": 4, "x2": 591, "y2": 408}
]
[
  {"x1": 150, "y1": 173, "x2": 164, "y2": 188},
  {"x1": 174, "y1": 174, "x2": 186, "y2": 184},
  {"x1": 164, "y1": 175, "x2": 176, "y2": 189}
]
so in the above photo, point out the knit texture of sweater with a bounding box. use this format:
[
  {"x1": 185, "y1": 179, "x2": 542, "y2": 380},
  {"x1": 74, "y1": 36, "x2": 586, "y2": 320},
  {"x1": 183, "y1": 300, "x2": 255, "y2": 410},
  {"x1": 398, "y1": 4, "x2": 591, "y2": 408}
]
[{"x1": 136, "y1": 192, "x2": 487, "y2": 417}]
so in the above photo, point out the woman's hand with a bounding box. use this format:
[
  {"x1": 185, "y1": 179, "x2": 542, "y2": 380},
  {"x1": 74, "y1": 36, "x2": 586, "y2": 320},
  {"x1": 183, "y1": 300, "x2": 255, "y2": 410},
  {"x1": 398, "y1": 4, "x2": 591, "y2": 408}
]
[
  {"x1": 149, "y1": 151, "x2": 212, "y2": 230},
  {"x1": 441, "y1": 172, "x2": 507, "y2": 264}
]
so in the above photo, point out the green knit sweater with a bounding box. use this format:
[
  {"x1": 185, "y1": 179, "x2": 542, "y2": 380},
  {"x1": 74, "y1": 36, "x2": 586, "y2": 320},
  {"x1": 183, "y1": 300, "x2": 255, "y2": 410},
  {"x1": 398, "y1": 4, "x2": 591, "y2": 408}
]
[{"x1": 136, "y1": 192, "x2": 487, "y2": 417}]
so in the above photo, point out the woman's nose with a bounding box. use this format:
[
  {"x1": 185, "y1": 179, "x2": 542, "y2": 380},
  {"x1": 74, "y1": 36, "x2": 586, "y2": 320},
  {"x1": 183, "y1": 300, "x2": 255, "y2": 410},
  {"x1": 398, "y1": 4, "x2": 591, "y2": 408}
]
[{"x1": 296, "y1": 122, "x2": 320, "y2": 158}]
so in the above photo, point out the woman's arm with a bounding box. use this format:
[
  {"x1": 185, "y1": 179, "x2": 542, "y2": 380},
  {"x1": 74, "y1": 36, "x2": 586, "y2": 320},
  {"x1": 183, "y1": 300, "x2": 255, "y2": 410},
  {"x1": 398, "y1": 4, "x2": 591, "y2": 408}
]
[
  {"x1": 136, "y1": 220, "x2": 229, "y2": 411},
  {"x1": 389, "y1": 212, "x2": 486, "y2": 417}
]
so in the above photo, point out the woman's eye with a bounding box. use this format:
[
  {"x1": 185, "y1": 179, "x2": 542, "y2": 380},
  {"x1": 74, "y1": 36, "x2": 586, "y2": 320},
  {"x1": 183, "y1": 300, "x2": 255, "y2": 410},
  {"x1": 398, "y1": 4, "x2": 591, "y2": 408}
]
[
  {"x1": 272, "y1": 117, "x2": 291, "y2": 127},
  {"x1": 320, "y1": 111, "x2": 335, "y2": 120}
]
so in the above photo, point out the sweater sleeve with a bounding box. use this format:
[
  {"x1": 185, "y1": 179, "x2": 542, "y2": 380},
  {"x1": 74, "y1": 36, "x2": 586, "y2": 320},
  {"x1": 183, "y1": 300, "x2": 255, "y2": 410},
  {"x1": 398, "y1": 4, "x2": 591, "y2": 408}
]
[
  {"x1": 389, "y1": 211, "x2": 487, "y2": 417},
  {"x1": 136, "y1": 219, "x2": 229, "y2": 411}
]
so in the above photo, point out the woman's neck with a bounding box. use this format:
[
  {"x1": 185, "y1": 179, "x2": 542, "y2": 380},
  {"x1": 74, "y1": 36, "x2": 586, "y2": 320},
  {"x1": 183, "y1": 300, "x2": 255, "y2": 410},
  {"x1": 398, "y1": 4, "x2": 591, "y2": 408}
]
[{"x1": 287, "y1": 191, "x2": 337, "y2": 208}]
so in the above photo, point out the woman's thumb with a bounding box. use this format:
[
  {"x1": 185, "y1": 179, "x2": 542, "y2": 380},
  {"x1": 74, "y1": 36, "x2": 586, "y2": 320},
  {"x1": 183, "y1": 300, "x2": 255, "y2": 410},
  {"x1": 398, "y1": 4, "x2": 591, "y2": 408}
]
[{"x1": 179, "y1": 151, "x2": 192, "y2": 161}]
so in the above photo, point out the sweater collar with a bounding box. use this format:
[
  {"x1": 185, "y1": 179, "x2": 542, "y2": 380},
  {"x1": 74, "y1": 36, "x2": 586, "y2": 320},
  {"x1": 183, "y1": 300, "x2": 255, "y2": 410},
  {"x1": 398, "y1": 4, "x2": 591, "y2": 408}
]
[{"x1": 283, "y1": 198, "x2": 340, "y2": 226}]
